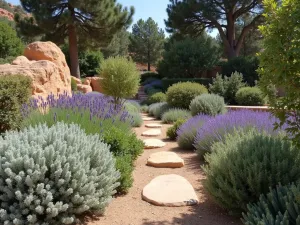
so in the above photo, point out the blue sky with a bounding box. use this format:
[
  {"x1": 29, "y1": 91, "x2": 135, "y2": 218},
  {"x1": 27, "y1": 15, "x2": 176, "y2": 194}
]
[{"x1": 7, "y1": 0, "x2": 170, "y2": 33}]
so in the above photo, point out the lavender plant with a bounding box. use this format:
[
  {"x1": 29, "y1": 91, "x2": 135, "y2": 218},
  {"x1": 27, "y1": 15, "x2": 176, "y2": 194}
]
[
  {"x1": 177, "y1": 114, "x2": 211, "y2": 150},
  {"x1": 21, "y1": 92, "x2": 133, "y2": 133},
  {"x1": 203, "y1": 128, "x2": 300, "y2": 214},
  {"x1": 21, "y1": 93, "x2": 143, "y2": 194},
  {"x1": 0, "y1": 122, "x2": 119, "y2": 224},
  {"x1": 194, "y1": 110, "x2": 286, "y2": 157}
]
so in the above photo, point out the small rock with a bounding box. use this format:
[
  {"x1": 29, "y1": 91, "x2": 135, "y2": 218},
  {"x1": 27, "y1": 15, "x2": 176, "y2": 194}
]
[
  {"x1": 145, "y1": 123, "x2": 163, "y2": 128},
  {"x1": 147, "y1": 152, "x2": 184, "y2": 168},
  {"x1": 143, "y1": 139, "x2": 166, "y2": 149},
  {"x1": 142, "y1": 174, "x2": 199, "y2": 207},
  {"x1": 142, "y1": 129, "x2": 161, "y2": 137},
  {"x1": 143, "y1": 117, "x2": 155, "y2": 121}
]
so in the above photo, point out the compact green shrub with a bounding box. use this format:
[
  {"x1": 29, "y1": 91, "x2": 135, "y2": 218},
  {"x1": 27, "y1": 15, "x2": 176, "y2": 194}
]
[
  {"x1": 71, "y1": 77, "x2": 78, "y2": 91},
  {"x1": 190, "y1": 94, "x2": 226, "y2": 116},
  {"x1": 100, "y1": 56, "x2": 140, "y2": 105},
  {"x1": 166, "y1": 82, "x2": 208, "y2": 109},
  {"x1": 0, "y1": 122, "x2": 119, "y2": 224},
  {"x1": 243, "y1": 183, "x2": 300, "y2": 225},
  {"x1": 167, "y1": 118, "x2": 187, "y2": 140},
  {"x1": 148, "y1": 102, "x2": 171, "y2": 119},
  {"x1": 147, "y1": 92, "x2": 166, "y2": 104},
  {"x1": 203, "y1": 128, "x2": 300, "y2": 214},
  {"x1": 162, "y1": 78, "x2": 212, "y2": 91},
  {"x1": 0, "y1": 21, "x2": 24, "y2": 59},
  {"x1": 162, "y1": 108, "x2": 191, "y2": 124},
  {"x1": 140, "y1": 105, "x2": 149, "y2": 113},
  {"x1": 209, "y1": 72, "x2": 246, "y2": 105},
  {"x1": 221, "y1": 56, "x2": 259, "y2": 86},
  {"x1": 102, "y1": 126, "x2": 143, "y2": 193},
  {"x1": 0, "y1": 75, "x2": 31, "y2": 133},
  {"x1": 145, "y1": 87, "x2": 163, "y2": 96},
  {"x1": 235, "y1": 87, "x2": 265, "y2": 106}
]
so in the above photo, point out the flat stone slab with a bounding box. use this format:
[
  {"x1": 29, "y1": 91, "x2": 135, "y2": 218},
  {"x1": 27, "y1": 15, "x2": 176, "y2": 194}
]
[
  {"x1": 143, "y1": 139, "x2": 166, "y2": 149},
  {"x1": 142, "y1": 174, "x2": 198, "y2": 207},
  {"x1": 142, "y1": 129, "x2": 161, "y2": 137},
  {"x1": 145, "y1": 123, "x2": 163, "y2": 128},
  {"x1": 143, "y1": 117, "x2": 155, "y2": 121},
  {"x1": 147, "y1": 152, "x2": 184, "y2": 168}
]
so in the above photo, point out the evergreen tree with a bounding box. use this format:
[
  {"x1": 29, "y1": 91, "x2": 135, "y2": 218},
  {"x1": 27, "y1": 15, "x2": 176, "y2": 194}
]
[
  {"x1": 102, "y1": 28, "x2": 130, "y2": 58},
  {"x1": 165, "y1": 0, "x2": 267, "y2": 59},
  {"x1": 129, "y1": 17, "x2": 165, "y2": 71},
  {"x1": 16, "y1": 0, "x2": 134, "y2": 78}
]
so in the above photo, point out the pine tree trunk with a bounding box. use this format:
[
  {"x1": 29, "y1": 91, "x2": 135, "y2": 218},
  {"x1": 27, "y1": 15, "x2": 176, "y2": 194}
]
[
  {"x1": 148, "y1": 62, "x2": 150, "y2": 71},
  {"x1": 68, "y1": 25, "x2": 80, "y2": 78}
]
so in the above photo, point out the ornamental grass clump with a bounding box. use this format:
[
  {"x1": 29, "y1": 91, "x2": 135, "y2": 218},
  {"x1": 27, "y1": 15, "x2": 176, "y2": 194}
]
[
  {"x1": 177, "y1": 114, "x2": 211, "y2": 150},
  {"x1": 203, "y1": 128, "x2": 300, "y2": 214},
  {"x1": 162, "y1": 108, "x2": 191, "y2": 124},
  {"x1": 0, "y1": 122, "x2": 119, "y2": 225},
  {"x1": 194, "y1": 110, "x2": 285, "y2": 157},
  {"x1": 148, "y1": 102, "x2": 171, "y2": 119},
  {"x1": 243, "y1": 183, "x2": 300, "y2": 225},
  {"x1": 190, "y1": 93, "x2": 226, "y2": 116}
]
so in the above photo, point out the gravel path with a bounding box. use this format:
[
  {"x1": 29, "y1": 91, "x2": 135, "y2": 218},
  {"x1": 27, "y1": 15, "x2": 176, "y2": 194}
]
[{"x1": 86, "y1": 115, "x2": 242, "y2": 225}]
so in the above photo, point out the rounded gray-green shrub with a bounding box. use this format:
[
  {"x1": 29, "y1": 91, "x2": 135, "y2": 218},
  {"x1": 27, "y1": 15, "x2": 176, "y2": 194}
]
[
  {"x1": 148, "y1": 102, "x2": 171, "y2": 119},
  {"x1": 243, "y1": 183, "x2": 300, "y2": 225},
  {"x1": 162, "y1": 108, "x2": 191, "y2": 124},
  {"x1": 235, "y1": 87, "x2": 265, "y2": 106},
  {"x1": 203, "y1": 128, "x2": 300, "y2": 214},
  {"x1": 190, "y1": 94, "x2": 226, "y2": 116},
  {"x1": 0, "y1": 122, "x2": 119, "y2": 225}
]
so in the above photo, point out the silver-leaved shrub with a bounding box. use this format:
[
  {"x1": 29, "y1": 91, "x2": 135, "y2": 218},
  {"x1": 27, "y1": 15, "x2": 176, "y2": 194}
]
[{"x1": 0, "y1": 122, "x2": 120, "y2": 225}]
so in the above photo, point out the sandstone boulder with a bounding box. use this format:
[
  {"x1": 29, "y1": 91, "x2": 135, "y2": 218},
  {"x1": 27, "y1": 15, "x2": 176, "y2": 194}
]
[
  {"x1": 85, "y1": 77, "x2": 103, "y2": 92},
  {"x1": 77, "y1": 84, "x2": 92, "y2": 93},
  {"x1": 0, "y1": 41, "x2": 71, "y2": 98}
]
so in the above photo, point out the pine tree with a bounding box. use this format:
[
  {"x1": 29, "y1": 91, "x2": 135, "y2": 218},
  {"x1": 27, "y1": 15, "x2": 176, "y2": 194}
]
[
  {"x1": 16, "y1": 0, "x2": 134, "y2": 78},
  {"x1": 129, "y1": 17, "x2": 165, "y2": 71},
  {"x1": 165, "y1": 0, "x2": 267, "y2": 59}
]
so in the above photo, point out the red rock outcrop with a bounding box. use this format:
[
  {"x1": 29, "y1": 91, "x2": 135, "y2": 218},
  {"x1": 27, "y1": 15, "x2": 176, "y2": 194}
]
[
  {"x1": 0, "y1": 41, "x2": 71, "y2": 98},
  {"x1": 0, "y1": 8, "x2": 14, "y2": 21}
]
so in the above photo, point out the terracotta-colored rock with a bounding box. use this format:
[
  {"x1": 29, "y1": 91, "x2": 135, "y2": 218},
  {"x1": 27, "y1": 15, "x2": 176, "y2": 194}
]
[
  {"x1": 147, "y1": 152, "x2": 184, "y2": 168},
  {"x1": 12, "y1": 56, "x2": 32, "y2": 65},
  {"x1": 142, "y1": 174, "x2": 198, "y2": 207},
  {"x1": 72, "y1": 77, "x2": 82, "y2": 84},
  {"x1": 85, "y1": 77, "x2": 103, "y2": 92},
  {"x1": 83, "y1": 79, "x2": 91, "y2": 85},
  {"x1": 0, "y1": 41, "x2": 71, "y2": 98},
  {"x1": 0, "y1": 8, "x2": 14, "y2": 21},
  {"x1": 77, "y1": 84, "x2": 92, "y2": 93}
]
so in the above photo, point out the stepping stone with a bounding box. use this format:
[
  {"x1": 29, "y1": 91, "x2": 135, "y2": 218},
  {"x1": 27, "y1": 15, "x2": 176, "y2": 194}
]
[
  {"x1": 143, "y1": 139, "x2": 166, "y2": 149},
  {"x1": 142, "y1": 129, "x2": 161, "y2": 137},
  {"x1": 142, "y1": 174, "x2": 199, "y2": 207},
  {"x1": 143, "y1": 117, "x2": 155, "y2": 121},
  {"x1": 147, "y1": 152, "x2": 184, "y2": 168},
  {"x1": 145, "y1": 123, "x2": 162, "y2": 128}
]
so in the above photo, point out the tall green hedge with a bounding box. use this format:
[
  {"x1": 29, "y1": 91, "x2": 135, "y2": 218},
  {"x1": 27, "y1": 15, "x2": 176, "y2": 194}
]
[{"x1": 0, "y1": 75, "x2": 32, "y2": 133}]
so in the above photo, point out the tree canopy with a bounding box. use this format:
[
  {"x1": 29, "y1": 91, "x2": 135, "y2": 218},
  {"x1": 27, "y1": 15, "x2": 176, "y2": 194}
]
[
  {"x1": 258, "y1": 0, "x2": 300, "y2": 146},
  {"x1": 129, "y1": 17, "x2": 165, "y2": 71},
  {"x1": 165, "y1": 0, "x2": 265, "y2": 59},
  {"x1": 0, "y1": 21, "x2": 24, "y2": 59},
  {"x1": 16, "y1": 0, "x2": 134, "y2": 78}
]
